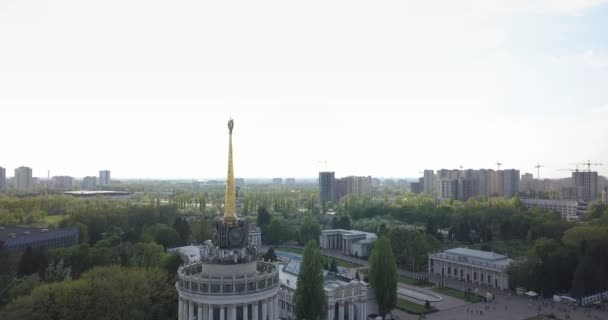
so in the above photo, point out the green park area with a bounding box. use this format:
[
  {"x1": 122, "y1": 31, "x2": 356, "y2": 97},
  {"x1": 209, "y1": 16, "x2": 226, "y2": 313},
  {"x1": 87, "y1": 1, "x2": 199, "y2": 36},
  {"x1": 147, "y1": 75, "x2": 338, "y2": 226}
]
[
  {"x1": 396, "y1": 298, "x2": 437, "y2": 314},
  {"x1": 432, "y1": 287, "x2": 482, "y2": 303}
]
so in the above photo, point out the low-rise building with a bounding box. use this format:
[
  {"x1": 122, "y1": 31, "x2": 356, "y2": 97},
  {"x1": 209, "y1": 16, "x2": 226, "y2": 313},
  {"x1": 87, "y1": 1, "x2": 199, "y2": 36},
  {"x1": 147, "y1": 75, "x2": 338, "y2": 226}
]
[
  {"x1": 428, "y1": 247, "x2": 513, "y2": 290},
  {"x1": 277, "y1": 258, "x2": 369, "y2": 320},
  {"x1": 319, "y1": 229, "x2": 377, "y2": 257},
  {"x1": 0, "y1": 226, "x2": 79, "y2": 272},
  {"x1": 521, "y1": 198, "x2": 587, "y2": 221}
]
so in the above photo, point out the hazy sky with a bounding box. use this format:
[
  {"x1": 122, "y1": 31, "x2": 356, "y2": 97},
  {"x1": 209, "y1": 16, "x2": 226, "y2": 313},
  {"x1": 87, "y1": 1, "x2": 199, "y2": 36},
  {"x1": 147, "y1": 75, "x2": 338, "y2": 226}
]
[{"x1": 1, "y1": 0, "x2": 607, "y2": 179}]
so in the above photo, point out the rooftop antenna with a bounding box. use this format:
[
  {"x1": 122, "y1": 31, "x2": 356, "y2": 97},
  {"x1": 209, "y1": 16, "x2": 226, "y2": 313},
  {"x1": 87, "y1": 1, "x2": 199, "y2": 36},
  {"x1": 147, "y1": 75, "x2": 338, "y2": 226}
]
[{"x1": 534, "y1": 163, "x2": 543, "y2": 180}]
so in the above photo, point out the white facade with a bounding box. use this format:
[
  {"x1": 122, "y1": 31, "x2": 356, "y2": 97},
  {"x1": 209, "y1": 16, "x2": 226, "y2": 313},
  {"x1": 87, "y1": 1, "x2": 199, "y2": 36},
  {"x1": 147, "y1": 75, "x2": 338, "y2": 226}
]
[
  {"x1": 277, "y1": 260, "x2": 368, "y2": 320},
  {"x1": 319, "y1": 229, "x2": 377, "y2": 257},
  {"x1": 428, "y1": 248, "x2": 512, "y2": 290},
  {"x1": 521, "y1": 198, "x2": 587, "y2": 220},
  {"x1": 177, "y1": 260, "x2": 280, "y2": 320}
]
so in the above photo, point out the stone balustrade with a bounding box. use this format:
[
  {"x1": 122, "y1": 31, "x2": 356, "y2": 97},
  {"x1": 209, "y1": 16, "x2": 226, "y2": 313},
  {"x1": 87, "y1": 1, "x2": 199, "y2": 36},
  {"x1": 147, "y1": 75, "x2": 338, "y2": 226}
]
[{"x1": 177, "y1": 261, "x2": 279, "y2": 295}]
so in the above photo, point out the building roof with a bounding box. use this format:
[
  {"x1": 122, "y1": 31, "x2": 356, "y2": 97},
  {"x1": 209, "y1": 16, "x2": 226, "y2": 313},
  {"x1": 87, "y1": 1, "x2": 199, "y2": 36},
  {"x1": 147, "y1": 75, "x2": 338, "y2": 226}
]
[
  {"x1": 0, "y1": 226, "x2": 78, "y2": 245},
  {"x1": 168, "y1": 245, "x2": 201, "y2": 262},
  {"x1": 64, "y1": 191, "x2": 131, "y2": 197},
  {"x1": 444, "y1": 248, "x2": 508, "y2": 261}
]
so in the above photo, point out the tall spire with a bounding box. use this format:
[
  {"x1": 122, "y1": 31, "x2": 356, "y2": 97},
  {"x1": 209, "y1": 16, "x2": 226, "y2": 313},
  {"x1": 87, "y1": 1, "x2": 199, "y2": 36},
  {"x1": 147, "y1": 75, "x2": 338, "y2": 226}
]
[{"x1": 224, "y1": 118, "x2": 237, "y2": 223}]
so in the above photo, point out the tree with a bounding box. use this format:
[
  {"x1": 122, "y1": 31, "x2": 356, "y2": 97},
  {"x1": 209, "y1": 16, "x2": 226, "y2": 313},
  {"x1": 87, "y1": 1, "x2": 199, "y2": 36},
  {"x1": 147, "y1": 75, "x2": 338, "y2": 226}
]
[
  {"x1": 329, "y1": 259, "x2": 338, "y2": 273},
  {"x1": 18, "y1": 247, "x2": 48, "y2": 278},
  {"x1": 293, "y1": 240, "x2": 326, "y2": 320},
  {"x1": 172, "y1": 217, "x2": 190, "y2": 245},
  {"x1": 368, "y1": 236, "x2": 397, "y2": 319},
  {"x1": 300, "y1": 216, "x2": 321, "y2": 245},
  {"x1": 257, "y1": 206, "x2": 271, "y2": 226},
  {"x1": 4, "y1": 266, "x2": 176, "y2": 320},
  {"x1": 264, "y1": 247, "x2": 277, "y2": 262},
  {"x1": 190, "y1": 219, "x2": 212, "y2": 244},
  {"x1": 142, "y1": 224, "x2": 181, "y2": 249},
  {"x1": 43, "y1": 259, "x2": 72, "y2": 282}
]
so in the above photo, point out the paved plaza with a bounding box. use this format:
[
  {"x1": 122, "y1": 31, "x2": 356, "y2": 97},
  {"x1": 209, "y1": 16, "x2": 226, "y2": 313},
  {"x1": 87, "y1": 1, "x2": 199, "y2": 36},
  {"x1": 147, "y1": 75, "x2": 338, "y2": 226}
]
[{"x1": 276, "y1": 246, "x2": 608, "y2": 320}]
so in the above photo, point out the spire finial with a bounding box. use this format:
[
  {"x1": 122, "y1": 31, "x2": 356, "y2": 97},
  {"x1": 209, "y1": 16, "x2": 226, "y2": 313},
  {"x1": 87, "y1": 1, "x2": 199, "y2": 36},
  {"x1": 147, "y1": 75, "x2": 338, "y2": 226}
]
[{"x1": 224, "y1": 118, "x2": 237, "y2": 223}]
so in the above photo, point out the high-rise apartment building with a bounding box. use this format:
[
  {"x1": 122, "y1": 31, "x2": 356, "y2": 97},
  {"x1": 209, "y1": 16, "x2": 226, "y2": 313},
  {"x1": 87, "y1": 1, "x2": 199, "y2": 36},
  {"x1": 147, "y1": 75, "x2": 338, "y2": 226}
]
[
  {"x1": 319, "y1": 171, "x2": 335, "y2": 205},
  {"x1": 502, "y1": 169, "x2": 520, "y2": 197},
  {"x1": 99, "y1": 170, "x2": 111, "y2": 186},
  {"x1": 285, "y1": 178, "x2": 296, "y2": 186},
  {"x1": 82, "y1": 176, "x2": 97, "y2": 190},
  {"x1": 272, "y1": 178, "x2": 283, "y2": 185},
  {"x1": 52, "y1": 176, "x2": 74, "y2": 189},
  {"x1": 573, "y1": 171, "x2": 599, "y2": 202},
  {"x1": 423, "y1": 170, "x2": 435, "y2": 194},
  {"x1": 439, "y1": 179, "x2": 458, "y2": 200},
  {"x1": 14, "y1": 166, "x2": 33, "y2": 191},
  {"x1": 0, "y1": 167, "x2": 6, "y2": 192},
  {"x1": 421, "y1": 168, "x2": 520, "y2": 199}
]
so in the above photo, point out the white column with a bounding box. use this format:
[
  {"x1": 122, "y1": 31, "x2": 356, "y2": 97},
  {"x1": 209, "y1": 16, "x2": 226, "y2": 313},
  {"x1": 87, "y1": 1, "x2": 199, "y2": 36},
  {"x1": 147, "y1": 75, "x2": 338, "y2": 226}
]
[
  {"x1": 190, "y1": 301, "x2": 195, "y2": 320},
  {"x1": 184, "y1": 300, "x2": 189, "y2": 320},
  {"x1": 208, "y1": 306, "x2": 214, "y2": 320},
  {"x1": 348, "y1": 303, "x2": 354, "y2": 320},
  {"x1": 253, "y1": 301, "x2": 259, "y2": 320},
  {"x1": 243, "y1": 304, "x2": 248, "y2": 320},
  {"x1": 220, "y1": 306, "x2": 225, "y2": 320},
  {"x1": 361, "y1": 300, "x2": 367, "y2": 320},
  {"x1": 229, "y1": 305, "x2": 236, "y2": 320},
  {"x1": 203, "y1": 305, "x2": 209, "y2": 320},
  {"x1": 268, "y1": 299, "x2": 274, "y2": 320},
  {"x1": 198, "y1": 304, "x2": 203, "y2": 320},
  {"x1": 327, "y1": 303, "x2": 332, "y2": 320},
  {"x1": 338, "y1": 302, "x2": 344, "y2": 320},
  {"x1": 262, "y1": 300, "x2": 267, "y2": 320},
  {"x1": 179, "y1": 299, "x2": 184, "y2": 320},
  {"x1": 274, "y1": 296, "x2": 278, "y2": 320}
]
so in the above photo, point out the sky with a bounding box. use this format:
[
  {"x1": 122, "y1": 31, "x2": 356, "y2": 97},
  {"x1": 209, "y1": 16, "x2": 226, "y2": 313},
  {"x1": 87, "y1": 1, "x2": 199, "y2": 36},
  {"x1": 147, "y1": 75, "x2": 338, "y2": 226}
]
[{"x1": 1, "y1": 0, "x2": 608, "y2": 179}]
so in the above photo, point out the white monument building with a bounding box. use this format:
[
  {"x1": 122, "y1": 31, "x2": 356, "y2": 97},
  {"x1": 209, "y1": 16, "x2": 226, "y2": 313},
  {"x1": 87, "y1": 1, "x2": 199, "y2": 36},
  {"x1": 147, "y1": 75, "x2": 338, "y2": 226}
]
[
  {"x1": 176, "y1": 120, "x2": 279, "y2": 320},
  {"x1": 277, "y1": 258, "x2": 368, "y2": 320},
  {"x1": 319, "y1": 229, "x2": 377, "y2": 257},
  {"x1": 428, "y1": 247, "x2": 513, "y2": 290}
]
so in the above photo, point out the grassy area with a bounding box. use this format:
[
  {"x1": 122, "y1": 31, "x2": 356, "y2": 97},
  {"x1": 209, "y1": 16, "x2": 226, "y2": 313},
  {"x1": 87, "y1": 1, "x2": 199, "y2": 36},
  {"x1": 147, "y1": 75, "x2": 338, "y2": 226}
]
[
  {"x1": 277, "y1": 247, "x2": 362, "y2": 268},
  {"x1": 395, "y1": 298, "x2": 437, "y2": 314},
  {"x1": 359, "y1": 268, "x2": 430, "y2": 287},
  {"x1": 432, "y1": 287, "x2": 482, "y2": 303},
  {"x1": 43, "y1": 215, "x2": 68, "y2": 226},
  {"x1": 398, "y1": 274, "x2": 431, "y2": 287}
]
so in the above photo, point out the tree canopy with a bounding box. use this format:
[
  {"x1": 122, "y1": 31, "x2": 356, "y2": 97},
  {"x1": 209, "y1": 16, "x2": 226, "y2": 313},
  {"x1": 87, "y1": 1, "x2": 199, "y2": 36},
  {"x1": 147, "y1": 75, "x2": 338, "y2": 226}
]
[{"x1": 293, "y1": 240, "x2": 326, "y2": 320}]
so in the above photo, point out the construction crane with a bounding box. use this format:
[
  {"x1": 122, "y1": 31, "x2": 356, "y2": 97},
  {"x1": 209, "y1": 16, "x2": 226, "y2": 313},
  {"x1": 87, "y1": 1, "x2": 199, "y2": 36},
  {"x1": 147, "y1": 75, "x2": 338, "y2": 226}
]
[
  {"x1": 534, "y1": 163, "x2": 544, "y2": 180},
  {"x1": 568, "y1": 160, "x2": 603, "y2": 172},
  {"x1": 496, "y1": 161, "x2": 502, "y2": 170}
]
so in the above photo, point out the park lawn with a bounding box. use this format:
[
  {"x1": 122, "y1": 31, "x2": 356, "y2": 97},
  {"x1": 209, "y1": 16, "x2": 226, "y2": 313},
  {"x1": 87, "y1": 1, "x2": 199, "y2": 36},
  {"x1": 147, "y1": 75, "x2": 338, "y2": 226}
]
[
  {"x1": 18, "y1": 214, "x2": 68, "y2": 228},
  {"x1": 44, "y1": 215, "x2": 68, "y2": 226},
  {"x1": 432, "y1": 287, "x2": 482, "y2": 303},
  {"x1": 396, "y1": 298, "x2": 436, "y2": 314},
  {"x1": 398, "y1": 275, "x2": 432, "y2": 287}
]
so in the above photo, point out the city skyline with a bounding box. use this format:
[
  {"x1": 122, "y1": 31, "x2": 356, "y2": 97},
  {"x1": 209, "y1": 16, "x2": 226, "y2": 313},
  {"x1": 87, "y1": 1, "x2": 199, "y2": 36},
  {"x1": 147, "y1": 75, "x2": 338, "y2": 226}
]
[{"x1": 1, "y1": 1, "x2": 608, "y2": 179}]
